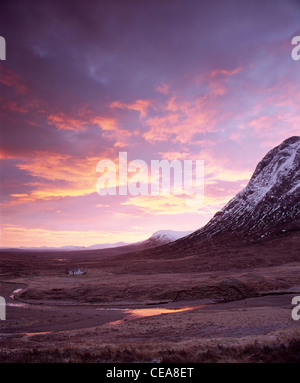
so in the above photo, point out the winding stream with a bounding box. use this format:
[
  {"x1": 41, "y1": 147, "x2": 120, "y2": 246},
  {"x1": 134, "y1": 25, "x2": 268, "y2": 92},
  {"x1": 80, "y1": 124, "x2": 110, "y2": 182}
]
[{"x1": 2, "y1": 284, "x2": 209, "y2": 336}]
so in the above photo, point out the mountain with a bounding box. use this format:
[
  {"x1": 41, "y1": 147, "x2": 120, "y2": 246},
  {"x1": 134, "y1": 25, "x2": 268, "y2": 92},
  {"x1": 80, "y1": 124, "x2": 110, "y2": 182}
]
[
  {"x1": 107, "y1": 136, "x2": 300, "y2": 274},
  {"x1": 0, "y1": 230, "x2": 191, "y2": 253},
  {"x1": 185, "y1": 136, "x2": 300, "y2": 243},
  {"x1": 137, "y1": 230, "x2": 192, "y2": 247},
  {"x1": 131, "y1": 136, "x2": 300, "y2": 257}
]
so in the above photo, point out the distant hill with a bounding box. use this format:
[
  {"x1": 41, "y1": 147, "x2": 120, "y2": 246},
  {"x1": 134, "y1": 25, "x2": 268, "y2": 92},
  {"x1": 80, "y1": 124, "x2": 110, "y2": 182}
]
[{"x1": 0, "y1": 230, "x2": 192, "y2": 253}]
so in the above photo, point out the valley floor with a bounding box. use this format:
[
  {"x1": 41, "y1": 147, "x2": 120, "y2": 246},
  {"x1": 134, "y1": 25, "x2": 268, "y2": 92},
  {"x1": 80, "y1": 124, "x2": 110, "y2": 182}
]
[{"x1": 0, "y1": 254, "x2": 300, "y2": 362}]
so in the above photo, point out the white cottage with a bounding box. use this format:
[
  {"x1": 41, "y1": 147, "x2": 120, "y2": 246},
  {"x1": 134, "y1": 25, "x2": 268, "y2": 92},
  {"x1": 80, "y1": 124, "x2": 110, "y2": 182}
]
[{"x1": 69, "y1": 269, "x2": 86, "y2": 276}]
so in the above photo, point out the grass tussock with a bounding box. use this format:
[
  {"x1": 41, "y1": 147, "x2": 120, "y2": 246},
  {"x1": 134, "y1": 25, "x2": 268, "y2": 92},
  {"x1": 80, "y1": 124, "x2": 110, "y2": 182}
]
[{"x1": 0, "y1": 338, "x2": 299, "y2": 363}]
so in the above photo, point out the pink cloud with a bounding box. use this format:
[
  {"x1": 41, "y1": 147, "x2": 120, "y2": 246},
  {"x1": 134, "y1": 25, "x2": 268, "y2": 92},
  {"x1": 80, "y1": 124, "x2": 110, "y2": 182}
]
[
  {"x1": 110, "y1": 99, "x2": 154, "y2": 118},
  {"x1": 0, "y1": 64, "x2": 29, "y2": 95},
  {"x1": 48, "y1": 113, "x2": 87, "y2": 131},
  {"x1": 209, "y1": 66, "x2": 242, "y2": 78}
]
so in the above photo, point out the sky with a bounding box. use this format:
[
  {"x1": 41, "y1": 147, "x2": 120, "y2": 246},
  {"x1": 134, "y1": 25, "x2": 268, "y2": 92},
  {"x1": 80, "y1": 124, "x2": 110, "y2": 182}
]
[{"x1": 1, "y1": 0, "x2": 300, "y2": 247}]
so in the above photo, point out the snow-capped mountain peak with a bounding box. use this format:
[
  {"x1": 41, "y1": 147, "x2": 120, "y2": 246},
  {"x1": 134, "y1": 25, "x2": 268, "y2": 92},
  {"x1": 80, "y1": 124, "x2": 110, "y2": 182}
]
[
  {"x1": 149, "y1": 230, "x2": 193, "y2": 243},
  {"x1": 189, "y1": 136, "x2": 300, "y2": 241},
  {"x1": 237, "y1": 136, "x2": 300, "y2": 208}
]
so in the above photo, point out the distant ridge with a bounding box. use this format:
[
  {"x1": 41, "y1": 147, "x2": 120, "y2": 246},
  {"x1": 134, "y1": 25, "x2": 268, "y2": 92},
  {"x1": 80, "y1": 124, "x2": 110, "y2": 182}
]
[{"x1": 0, "y1": 230, "x2": 192, "y2": 252}]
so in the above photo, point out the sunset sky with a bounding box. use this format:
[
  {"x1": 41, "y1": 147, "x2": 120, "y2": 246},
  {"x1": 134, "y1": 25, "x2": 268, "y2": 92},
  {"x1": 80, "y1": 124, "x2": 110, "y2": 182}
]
[{"x1": 1, "y1": 0, "x2": 300, "y2": 247}]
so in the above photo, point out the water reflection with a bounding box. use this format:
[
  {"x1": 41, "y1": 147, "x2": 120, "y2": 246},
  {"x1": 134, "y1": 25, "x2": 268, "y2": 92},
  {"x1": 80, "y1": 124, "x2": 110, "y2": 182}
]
[
  {"x1": 107, "y1": 304, "x2": 206, "y2": 325},
  {"x1": 25, "y1": 332, "x2": 51, "y2": 337},
  {"x1": 7, "y1": 302, "x2": 28, "y2": 308}
]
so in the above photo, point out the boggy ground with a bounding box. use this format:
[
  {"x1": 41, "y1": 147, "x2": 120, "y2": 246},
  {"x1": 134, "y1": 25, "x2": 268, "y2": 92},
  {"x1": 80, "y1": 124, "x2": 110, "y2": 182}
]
[{"x1": 0, "y1": 233, "x2": 300, "y2": 362}]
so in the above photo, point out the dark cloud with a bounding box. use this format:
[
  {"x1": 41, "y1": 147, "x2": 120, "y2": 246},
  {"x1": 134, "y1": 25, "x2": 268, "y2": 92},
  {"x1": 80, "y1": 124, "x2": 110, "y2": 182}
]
[{"x1": 2, "y1": 0, "x2": 300, "y2": 108}]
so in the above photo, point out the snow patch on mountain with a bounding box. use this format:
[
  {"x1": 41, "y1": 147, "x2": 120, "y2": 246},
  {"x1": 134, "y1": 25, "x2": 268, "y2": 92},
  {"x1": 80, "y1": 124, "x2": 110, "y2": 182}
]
[{"x1": 148, "y1": 230, "x2": 193, "y2": 243}]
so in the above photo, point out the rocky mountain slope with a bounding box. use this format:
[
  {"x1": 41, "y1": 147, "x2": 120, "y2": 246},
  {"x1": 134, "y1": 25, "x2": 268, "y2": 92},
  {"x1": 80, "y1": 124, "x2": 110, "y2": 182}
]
[{"x1": 186, "y1": 136, "x2": 300, "y2": 243}]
